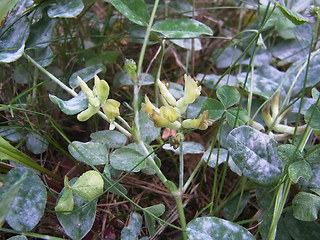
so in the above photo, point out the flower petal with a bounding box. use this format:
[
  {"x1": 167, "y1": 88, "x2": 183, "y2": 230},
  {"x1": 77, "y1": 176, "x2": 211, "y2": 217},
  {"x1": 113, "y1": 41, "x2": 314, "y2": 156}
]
[
  {"x1": 77, "y1": 105, "x2": 100, "y2": 121},
  {"x1": 93, "y1": 75, "x2": 110, "y2": 104},
  {"x1": 157, "y1": 79, "x2": 177, "y2": 106},
  {"x1": 77, "y1": 76, "x2": 94, "y2": 98},
  {"x1": 159, "y1": 106, "x2": 179, "y2": 122},
  {"x1": 141, "y1": 95, "x2": 158, "y2": 115},
  {"x1": 102, "y1": 99, "x2": 120, "y2": 121},
  {"x1": 176, "y1": 75, "x2": 201, "y2": 113}
]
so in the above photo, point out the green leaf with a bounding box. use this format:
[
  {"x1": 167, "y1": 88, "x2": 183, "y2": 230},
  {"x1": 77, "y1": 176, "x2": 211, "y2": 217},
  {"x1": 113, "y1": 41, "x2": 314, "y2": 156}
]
[
  {"x1": 3, "y1": 168, "x2": 47, "y2": 232},
  {"x1": 277, "y1": 144, "x2": 303, "y2": 167},
  {"x1": 0, "y1": 15, "x2": 30, "y2": 63},
  {"x1": 288, "y1": 161, "x2": 312, "y2": 183},
  {"x1": 260, "y1": 4, "x2": 296, "y2": 31},
  {"x1": 49, "y1": 91, "x2": 88, "y2": 115},
  {"x1": 143, "y1": 204, "x2": 165, "y2": 237},
  {"x1": 72, "y1": 170, "x2": 104, "y2": 201},
  {"x1": 305, "y1": 103, "x2": 320, "y2": 130},
  {"x1": 57, "y1": 178, "x2": 97, "y2": 240},
  {"x1": 311, "y1": 188, "x2": 320, "y2": 197},
  {"x1": 202, "y1": 148, "x2": 242, "y2": 176},
  {"x1": 0, "y1": 170, "x2": 27, "y2": 228},
  {"x1": 305, "y1": 146, "x2": 320, "y2": 164},
  {"x1": 26, "y1": 132, "x2": 48, "y2": 154},
  {"x1": 14, "y1": 64, "x2": 32, "y2": 84},
  {"x1": 152, "y1": 18, "x2": 213, "y2": 38},
  {"x1": 121, "y1": 212, "x2": 142, "y2": 240},
  {"x1": 68, "y1": 141, "x2": 109, "y2": 165},
  {"x1": 312, "y1": 87, "x2": 320, "y2": 101},
  {"x1": 0, "y1": 127, "x2": 23, "y2": 142},
  {"x1": 258, "y1": 212, "x2": 290, "y2": 240},
  {"x1": 110, "y1": 0, "x2": 149, "y2": 26},
  {"x1": 226, "y1": 108, "x2": 249, "y2": 127},
  {"x1": 7, "y1": 236, "x2": 28, "y2": 240},
  {"x1": 69, "y1": 64, "x2": 104, "y2": 89},
  {"x1": 90, "y1": 130, "x2": 127, "y2": 148},
  {"x1": 284, "y1": 54, "x2": 320, "y2": 96},
  {"x1": 48, "y1": 0, "x2": 84, "y2": 18},
  {"x1": 236, "y1": 66, "x2": 285, "y2": 99},
  {"x1": 292, "y1": 192, "x2": 320, "y2": 221},
  {"x1": 299, "y1": 163, "x2": 320, "y2": 189},
  {"x1": 217, "y1": 85, "x2": 240, "y2": 108},
  {"x1": 256, "y1": 187, "x2": 275, "y2": 211},
  {"x1": 163, "y1": 141, "x2": 204, "y2": 154},
  {"x1": 216, "y1": 47, "x2": 242, "y2": 69},
  {"x1": 25, "y1": 13, "x2": 57, "y2": 49},
  {"x1": 25, "y1": 46, "x2": 54, "y2": 67},
  {"x1": 169, "y1": 0, "x2": 196, "y2": 17},
  {"x1": 201, "y1": 98, "x2": 225, "y2": 120},
  {"x1": 284, "y1": 210, "x2": 320, "y2": 240},
  {"x1": 224, "y1": 191, "x2": 250, "y2": 221},
  {"x1": 277, "y1": 5, "x2": 308, "y2": 25},
  {"x1": 139, "y1": 110, "x2": 160, "y2": 144},
  {"x1": 55, "y1": 188, "x2": 74, "y2": 214},
  {"x1": 186, "y1": 217, "x2": 255, "y2": 240},
  {"x1": 110, "y1": 147, "x2": 146, "y2": 172},
  {"x1": 226, "y1": 126, "x2": 283, "y2": 186}
]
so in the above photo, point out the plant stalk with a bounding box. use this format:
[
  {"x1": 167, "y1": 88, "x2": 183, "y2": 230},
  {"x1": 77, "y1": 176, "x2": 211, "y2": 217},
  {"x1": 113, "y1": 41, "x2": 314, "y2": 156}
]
[
  {"x1": 179, "y1": 136, "x2": 184, "y2": 192},
  {"x1": 175, "y1": 195, "x2": 188, "y2": 240}
]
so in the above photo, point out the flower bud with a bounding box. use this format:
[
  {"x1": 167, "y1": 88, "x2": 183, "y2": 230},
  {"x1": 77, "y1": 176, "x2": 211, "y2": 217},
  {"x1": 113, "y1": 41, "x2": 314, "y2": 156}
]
[
  {"x1": 125, "y1": 59, "x2": 137, "y2": 80},
  {"x1": 102, "y1": 99, "x2": 120, "y2": 121}
]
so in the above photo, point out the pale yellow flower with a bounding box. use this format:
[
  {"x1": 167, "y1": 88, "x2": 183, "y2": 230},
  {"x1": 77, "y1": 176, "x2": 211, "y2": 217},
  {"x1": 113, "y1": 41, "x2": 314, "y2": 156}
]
[
  {"x1": 182, "y1": 111, "x2": 212, "y2": 130},
  {"x1": 176, "y1": 74, "x2": 201, "y2": 113},
  {"x1": 77, "y1": 75, "x2": 118, "y2": 122},
  {"x1": 102, "y1": 99, "x2": 120, "y2": 121}
]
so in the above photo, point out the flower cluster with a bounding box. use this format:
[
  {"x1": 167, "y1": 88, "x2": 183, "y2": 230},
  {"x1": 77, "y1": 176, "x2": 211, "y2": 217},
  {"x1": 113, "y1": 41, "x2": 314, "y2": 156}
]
[
  {"x1": 77, "y1": 75, "x2": 120, "y2": 124},
  {"x1": 142, "y1": 74, "x2": 212, "y2": 130}
]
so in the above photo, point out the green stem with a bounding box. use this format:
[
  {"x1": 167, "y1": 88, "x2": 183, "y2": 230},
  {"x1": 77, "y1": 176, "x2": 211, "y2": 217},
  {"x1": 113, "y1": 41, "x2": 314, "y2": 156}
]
[
  {"x1": 24, "y1": 53, "x2": 77, "y2": 97},
  {"x1": 136, "y1": 0, "x2": 160, "y2": 77},
  {"x1": 179, "y1": 135, "x2": 184, "y2": 192},
  {"x1": 175, "y1": 195, "x2": 188, "y2": 240},
  {"x1": 133, "y1": 0, "x2": 160, "y2": 140},
  {"x1": 183, "y1": 157, "x2": 202, "y2": 193}
]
